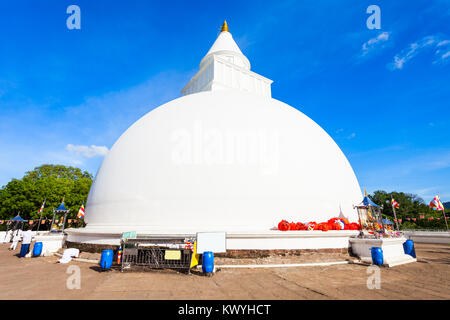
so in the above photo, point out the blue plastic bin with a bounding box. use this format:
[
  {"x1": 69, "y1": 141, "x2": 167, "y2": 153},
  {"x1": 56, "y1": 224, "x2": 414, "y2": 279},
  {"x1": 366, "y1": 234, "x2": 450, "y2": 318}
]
[
  {"x1": 202, "y1": 251, "x2": 214, "y2": 273},
  {"x1": 371, "y1": 247, "x2": 383, "y2": 265},
  {"x1": 100, "y1": 249, "x2": 113, "y2": 270},
  {"x1": 33, "y1": 242, "x2": 43, "y2": 257},
  {"x1": 403, "y1": 239, "x2": 416, "y2": 258}
]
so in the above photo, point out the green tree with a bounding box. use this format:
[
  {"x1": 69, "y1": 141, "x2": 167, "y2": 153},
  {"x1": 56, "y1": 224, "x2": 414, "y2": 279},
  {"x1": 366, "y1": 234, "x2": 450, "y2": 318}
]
[
  {"x1": 369, "y1": 190, "x2": 448, "y2": 230},
  {"x1": 0, "y1": 164, "x2": 93, "y2": 223}
]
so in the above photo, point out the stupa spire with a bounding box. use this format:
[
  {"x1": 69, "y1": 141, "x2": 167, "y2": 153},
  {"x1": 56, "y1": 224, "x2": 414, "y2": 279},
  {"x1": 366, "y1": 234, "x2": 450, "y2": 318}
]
[
  {"x1": 181, "y1": 21, "x2": 272, "y2": 98},
  {"x1": 221, "y1": 20, "x2": 229, "y2": 32}
]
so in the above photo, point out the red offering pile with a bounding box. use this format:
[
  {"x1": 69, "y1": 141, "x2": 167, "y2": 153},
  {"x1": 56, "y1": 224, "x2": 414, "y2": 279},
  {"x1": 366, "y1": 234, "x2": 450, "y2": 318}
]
[{"x1": 276, "y1": 217, "x2": 361, "y2": 231}]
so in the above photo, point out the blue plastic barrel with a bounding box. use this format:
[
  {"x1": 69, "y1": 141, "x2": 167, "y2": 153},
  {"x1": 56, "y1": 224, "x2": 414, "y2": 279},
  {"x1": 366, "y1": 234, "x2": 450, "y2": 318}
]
[
  {"x1": 371, "y1": 247, "x2": 383, "y2": 265},
  {"x1": 100, "y1": 249, "x2": 113, "y2": 270},
  {"x1": 202, "y1": 251, "x2": 214, "y2": 274},
  {"x1": 33, "y1": 242, "x2": 43, "y2": 257},
  {"x1": 403, "y1": 240, "x2": 416, "y2": 258}
]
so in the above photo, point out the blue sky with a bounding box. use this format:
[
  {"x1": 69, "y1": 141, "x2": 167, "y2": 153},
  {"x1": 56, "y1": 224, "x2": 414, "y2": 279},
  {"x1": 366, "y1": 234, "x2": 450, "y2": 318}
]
[{"x1": 0, "y1": 0, "x2": 449, "y2": 202}]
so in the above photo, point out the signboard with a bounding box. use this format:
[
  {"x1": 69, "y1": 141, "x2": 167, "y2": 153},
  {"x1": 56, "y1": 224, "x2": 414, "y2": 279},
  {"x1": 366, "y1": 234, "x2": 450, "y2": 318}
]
[
  {"x1": 122, "y1": 231, "x2": 137, "y2": 239},
  {"x1": 164, "y1": 250, "x2": 181, "y2": 260},
  {"x1": 196, "y1": 232, "x2": 226, "y2": 254}
]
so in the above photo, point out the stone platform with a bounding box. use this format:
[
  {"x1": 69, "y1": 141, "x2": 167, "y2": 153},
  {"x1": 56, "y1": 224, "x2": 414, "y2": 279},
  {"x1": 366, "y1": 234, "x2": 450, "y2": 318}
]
[{"x1": 349, "y1": 237, "x2": 417, "y2": 267}]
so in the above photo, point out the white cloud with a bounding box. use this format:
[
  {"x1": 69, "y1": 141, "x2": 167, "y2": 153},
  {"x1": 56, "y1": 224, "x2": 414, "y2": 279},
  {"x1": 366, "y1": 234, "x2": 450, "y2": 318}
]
[
  {"x1": 66, "y1": 144, "x2": 109, "y2": 158},
  {"x1": 433, "y1": 39, "x2": 450, "y2": 64},
  {"x1": 437, "y1": 40, "x2": 450, "y2": 47},
  {"x1": 361, "y1": 32, "x2": 391, "y2": 57},
  {"x1": 347, "y1": 132, "x2": 356, "y2": 139},
  {"x1": 389, "y1": 35, "x2": 439, "y2": 70}
]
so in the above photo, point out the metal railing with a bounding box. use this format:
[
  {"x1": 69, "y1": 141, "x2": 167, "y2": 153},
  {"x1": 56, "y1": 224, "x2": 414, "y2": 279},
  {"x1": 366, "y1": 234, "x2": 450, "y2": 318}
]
[{"x1": 121, "y1": 237, "x2": 193, "y2": 273}]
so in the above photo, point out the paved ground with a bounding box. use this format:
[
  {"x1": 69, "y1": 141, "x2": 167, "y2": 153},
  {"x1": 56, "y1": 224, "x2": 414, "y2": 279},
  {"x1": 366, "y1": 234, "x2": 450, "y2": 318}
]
[{"x1": 0, "y1": 243, "x2": 448, "y2": 300}]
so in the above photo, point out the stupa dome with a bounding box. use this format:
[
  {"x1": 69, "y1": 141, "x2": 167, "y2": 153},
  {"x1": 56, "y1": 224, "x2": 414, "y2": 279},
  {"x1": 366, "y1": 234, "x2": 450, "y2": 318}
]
[{"x1": 84, "y1": 22, "x2": 362, "y2": 233}]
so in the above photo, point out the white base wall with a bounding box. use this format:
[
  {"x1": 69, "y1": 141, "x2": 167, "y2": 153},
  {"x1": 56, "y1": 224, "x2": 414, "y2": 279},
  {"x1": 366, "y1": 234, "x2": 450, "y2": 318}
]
[
  {"x1": 404, "y1": 231, "x2": 450, "y2": 244},
  {"x1": 65, "y1": 228, "x2": 358, "y2": 250},
  {"x1": 33, "y1": 234, "x2": 65, "y2": 257}
]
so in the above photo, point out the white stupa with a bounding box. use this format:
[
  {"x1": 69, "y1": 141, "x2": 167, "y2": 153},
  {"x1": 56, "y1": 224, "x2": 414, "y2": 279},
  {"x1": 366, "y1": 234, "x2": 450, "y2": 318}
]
[{"x1": 83, "y1": 21, "x2": 362, "y2": 235}]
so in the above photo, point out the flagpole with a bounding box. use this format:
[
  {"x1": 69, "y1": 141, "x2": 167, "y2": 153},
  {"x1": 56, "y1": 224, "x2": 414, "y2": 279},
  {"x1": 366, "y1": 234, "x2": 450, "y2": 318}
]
[
  {"x1": 439, "y1": 194, "x2": 449, "y2": 231},
  {"x1": 37, "y1": 198, "x2": 46, "y2": 232},
  {"x1": 37, "y1": 212, "x2": 42, "y2": 232},
  {"x1": 391, "y1": 197, "x2": 399, "y2": 231},
  {"x1": 442, "y1": 209, "x2": 448, "y2": 231}
]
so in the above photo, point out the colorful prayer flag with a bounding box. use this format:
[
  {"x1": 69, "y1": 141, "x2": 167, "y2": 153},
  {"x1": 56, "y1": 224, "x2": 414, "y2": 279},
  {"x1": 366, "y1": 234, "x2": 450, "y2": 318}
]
[
  {"x1": 391, "y1": 199, "x2": 400, "y2": 208},
  {"x1": 38, "y1": 200, "x2": 45, "y2": 213},
  {"x1": 77, "y1": 203, "x2": 85, "y2": 219},
  {"x1": 429, "y1": 195, "x2": 444, "y2": 211}
]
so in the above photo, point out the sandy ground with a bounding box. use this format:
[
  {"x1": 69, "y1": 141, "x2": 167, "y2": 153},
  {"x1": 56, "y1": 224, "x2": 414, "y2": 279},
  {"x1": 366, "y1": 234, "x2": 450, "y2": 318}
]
[{"x1": 0, "y1": 243, "x2": 448, "y2": 300}]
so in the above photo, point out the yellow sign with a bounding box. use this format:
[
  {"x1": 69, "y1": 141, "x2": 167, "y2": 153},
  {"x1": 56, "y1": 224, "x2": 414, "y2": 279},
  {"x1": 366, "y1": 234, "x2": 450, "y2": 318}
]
[
  {"x1": 190, "y1": 241, "x2": 200, "y2": 268},
  {"x1": 164, "y1": 250, "x2": 181, "y2": 260}
]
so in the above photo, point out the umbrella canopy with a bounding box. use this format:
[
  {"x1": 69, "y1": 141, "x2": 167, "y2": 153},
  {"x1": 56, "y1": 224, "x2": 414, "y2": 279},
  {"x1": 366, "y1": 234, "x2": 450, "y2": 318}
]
[
  {"x1": 54, "y1": 202, "x2": 69, "y2": 212},
  {"x1": 8, "y1": 215, "x2": 26, "y2": 222},
  {"x1": 358, "y1": 196, "x2": 379, "y2": 207},
  {"x1": 382, "y1": 219, "x2": 394, "y2": 225}
]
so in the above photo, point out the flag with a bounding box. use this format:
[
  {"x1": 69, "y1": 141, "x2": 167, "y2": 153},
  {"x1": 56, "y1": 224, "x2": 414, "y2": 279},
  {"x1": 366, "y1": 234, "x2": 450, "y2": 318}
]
[
  {"x1": 391, "y1": 199, "x2": 400, "y2": 208},
  {"x1": 412, "y1": 218, "x2": 416, "y2": 221},
  {"x1": 398, "y1": 219, "x2": 402, "y2": 223},
  {"x1": 420, "y1": 215, "x2": 425, "y2": 219},
  {"x1": 77, "y1": 203, "x2": 85, "y2": 219},
  {"x1": 429, "y1": 195, "x2": 444, "y2": 211},
  {"x1": 38, "y1": 200, "x2": 45, "y2": 213}
]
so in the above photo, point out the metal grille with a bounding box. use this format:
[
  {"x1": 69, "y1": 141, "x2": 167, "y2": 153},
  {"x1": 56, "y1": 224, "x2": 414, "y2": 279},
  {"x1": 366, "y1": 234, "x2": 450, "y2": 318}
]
[{"x1": 121, "y1": 237, "x2": 193, "y2": 273}]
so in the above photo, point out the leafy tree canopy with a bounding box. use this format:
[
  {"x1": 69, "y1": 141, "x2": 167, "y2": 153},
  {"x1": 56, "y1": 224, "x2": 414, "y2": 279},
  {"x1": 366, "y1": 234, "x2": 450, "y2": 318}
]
[
  {"x1": 369, "y1": 190, "x2": 448, "y2": 230},
  {"x1": 0, "y1": 164, "x2": 93, "y2": 221}
]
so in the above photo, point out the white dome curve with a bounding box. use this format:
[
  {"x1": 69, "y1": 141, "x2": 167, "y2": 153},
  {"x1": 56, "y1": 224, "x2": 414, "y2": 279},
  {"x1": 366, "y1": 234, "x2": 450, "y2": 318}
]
[{"x1": 85, "y1": 90, "x2": 362, "y2": 232}]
